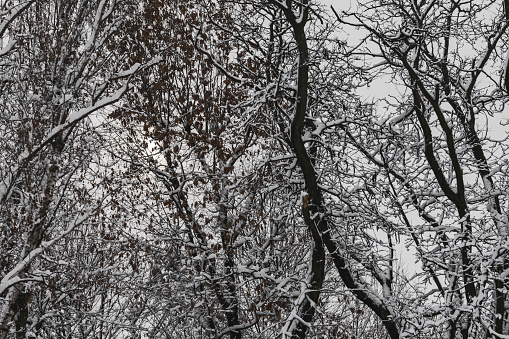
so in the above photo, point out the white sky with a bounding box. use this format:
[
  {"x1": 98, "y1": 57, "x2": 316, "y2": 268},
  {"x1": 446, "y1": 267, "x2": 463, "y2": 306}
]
[{"x1": 318, "y1": 0, "x2": 354, "y2": 10}]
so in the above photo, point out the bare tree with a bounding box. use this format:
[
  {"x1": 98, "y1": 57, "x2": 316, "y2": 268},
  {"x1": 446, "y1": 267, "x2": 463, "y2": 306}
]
[
  {"x1": 328, "y1": 0, "x2": 509, "y2": 337},
  {"x1": 0, "y1": 0, "x2": 147, "y2": 337}
]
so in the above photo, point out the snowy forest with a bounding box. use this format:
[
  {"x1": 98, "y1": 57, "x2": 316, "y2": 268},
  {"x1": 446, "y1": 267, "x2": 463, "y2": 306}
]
[{"x1": 2, "y1": 0, "x2": 509, "y2": 338}]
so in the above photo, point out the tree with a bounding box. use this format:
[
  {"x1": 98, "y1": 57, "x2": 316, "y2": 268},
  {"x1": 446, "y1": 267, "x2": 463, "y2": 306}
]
[
  {"x1": 0, "y1": 0, "x2": 146, "y2": 337},
  {"x1": 329, "y1": 0, "x2": 509, "y2": 337},
  {"x1": 200, "y1": 0, "x2": 509, "y2": 337},
  {"x1": 108, "y1": 1, "x2": 296, "y2": 337},
  {"x1": 4, "y1": 0, "x2": 509, "y2": 338},
  {"x1": 191, "y1": 0, "x2": 386, "y2": 337}
]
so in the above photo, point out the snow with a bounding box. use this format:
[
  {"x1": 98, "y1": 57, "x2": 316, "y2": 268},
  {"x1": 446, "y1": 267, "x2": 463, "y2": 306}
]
[
  {"x1": 0, "y1": 38, "x2": 15, "y2": 57},
  {"x1": 0, "y1": 1, "x2": 34, "y2": 36},
  {"x1": 503, "y1": 49, "x2": 509, "y2": 88},
  {"x1": 67, "y1": 82, "x2": 132, "y2": 124},
  {"x1": 113, "y1": 63, "x2": 141, "y2": 79},
  {"x1": 83, "y1": 0, "x2": 107, "y2": 52},
  {"x1": 0, "y1": 211, "x2": 91, "y2": 295}
]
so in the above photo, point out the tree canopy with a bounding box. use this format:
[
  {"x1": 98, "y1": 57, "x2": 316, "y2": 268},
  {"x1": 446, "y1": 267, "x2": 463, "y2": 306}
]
[{"x1": 2, "y1": 0, "x2": 509, "y2": 338}]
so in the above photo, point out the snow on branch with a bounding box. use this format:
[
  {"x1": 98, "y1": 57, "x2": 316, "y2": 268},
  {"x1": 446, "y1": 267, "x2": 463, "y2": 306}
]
[
  {"x1": 0, "y1": 211, "x2": 91, "y2": 295},
  {"x1": 0, "y1": 1, "x2": 35, "y2": 38}
]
